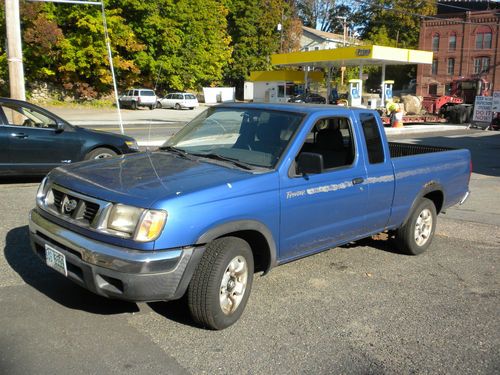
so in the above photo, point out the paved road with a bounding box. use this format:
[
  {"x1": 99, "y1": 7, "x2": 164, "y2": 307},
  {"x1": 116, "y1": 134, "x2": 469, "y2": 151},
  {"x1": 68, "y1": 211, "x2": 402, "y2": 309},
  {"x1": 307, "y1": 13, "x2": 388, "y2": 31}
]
[{"x1": 0, "y1": 130, "x2": 499, "y2": 374}]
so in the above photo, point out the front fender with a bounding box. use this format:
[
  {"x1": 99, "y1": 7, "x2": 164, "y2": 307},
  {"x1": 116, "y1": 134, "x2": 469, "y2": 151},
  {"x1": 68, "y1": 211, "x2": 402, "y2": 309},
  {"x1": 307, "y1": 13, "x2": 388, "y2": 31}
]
[{"x1": 195, "y1": 219, "x2": 278, "y2": 273}]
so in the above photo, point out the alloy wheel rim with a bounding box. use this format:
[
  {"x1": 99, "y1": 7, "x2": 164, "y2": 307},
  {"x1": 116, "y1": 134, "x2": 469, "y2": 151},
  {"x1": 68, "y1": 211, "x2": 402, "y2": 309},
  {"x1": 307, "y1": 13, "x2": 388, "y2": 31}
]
[
  {"x1": 219, "y1": 255, "x2": 248, "y2": 315},
  {"x1": 414, "y1": 208, "x2": 433, "y2": 246},
  {"x1": 94, "y1": 153, "x2": 113, "y2": 159}
]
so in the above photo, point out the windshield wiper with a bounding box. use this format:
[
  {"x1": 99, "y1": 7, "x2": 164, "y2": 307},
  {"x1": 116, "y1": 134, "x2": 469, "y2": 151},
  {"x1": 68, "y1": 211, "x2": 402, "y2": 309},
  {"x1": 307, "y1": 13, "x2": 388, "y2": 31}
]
[
  {"x1": 159, "y1": 146, "x2": 191, "y2": 159},
  {"x1": 190, "y1": 152, "x2": 255, "y2": 170}
]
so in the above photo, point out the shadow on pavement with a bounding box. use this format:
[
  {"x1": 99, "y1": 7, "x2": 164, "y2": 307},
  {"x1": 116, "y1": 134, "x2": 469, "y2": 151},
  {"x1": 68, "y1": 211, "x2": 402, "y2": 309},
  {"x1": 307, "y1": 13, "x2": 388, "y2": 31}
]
[
  {"x1": 4, "y1": 225, "x2": 139, "y2": 315},
  {"x1": 341, "y1": 234, "x2": 406, "y2": 255},
  {"x1": 148, "y1": 297, "x2": 197, "y2": 328}
]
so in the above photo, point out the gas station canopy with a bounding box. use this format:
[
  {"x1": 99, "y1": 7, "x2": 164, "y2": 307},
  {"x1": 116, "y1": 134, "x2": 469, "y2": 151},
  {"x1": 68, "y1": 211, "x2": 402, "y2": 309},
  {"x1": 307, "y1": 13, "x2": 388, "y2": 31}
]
[{"x1": 271, "y1": 45, "x2": 433, "y2": 68}]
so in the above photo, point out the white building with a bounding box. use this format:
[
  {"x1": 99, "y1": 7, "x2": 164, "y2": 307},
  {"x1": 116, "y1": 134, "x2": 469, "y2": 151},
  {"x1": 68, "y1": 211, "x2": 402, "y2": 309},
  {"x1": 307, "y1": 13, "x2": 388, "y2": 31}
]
[{"x1": 300, "y1": 26, "x2": 359, "y2": 51}]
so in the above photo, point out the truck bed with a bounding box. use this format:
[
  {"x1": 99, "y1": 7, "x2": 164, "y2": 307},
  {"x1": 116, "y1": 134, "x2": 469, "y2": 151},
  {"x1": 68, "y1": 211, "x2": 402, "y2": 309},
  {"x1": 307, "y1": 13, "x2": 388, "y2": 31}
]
[{"x1": 388, "y1": 142, "x2": 453, "y2": 158}]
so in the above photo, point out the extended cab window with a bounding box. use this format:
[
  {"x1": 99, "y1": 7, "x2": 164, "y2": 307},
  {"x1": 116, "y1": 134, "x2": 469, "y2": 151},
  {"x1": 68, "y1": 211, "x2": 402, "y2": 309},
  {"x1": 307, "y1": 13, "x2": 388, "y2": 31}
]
[
  {"x1": 296, "y1": 117, "x2": 355, "y2": 173},
  {"x1": 359, "y1": 113, "x2": 384, "y2": 164}
]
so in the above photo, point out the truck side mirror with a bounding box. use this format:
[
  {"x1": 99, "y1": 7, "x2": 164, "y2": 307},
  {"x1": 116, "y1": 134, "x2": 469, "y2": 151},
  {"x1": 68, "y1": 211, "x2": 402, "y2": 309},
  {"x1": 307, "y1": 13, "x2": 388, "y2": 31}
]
[{"x1": 297, "y1": 152, "x2": 324, "y2": 175}]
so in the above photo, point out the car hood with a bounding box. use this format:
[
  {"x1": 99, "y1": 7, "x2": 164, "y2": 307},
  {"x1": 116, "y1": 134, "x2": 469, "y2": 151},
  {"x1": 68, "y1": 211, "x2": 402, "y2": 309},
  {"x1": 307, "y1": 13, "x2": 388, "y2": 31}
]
[
  {"x1": 76, "y1": 126, "x2": 136, "y2": 142},
  {"x1": 48, "y1": 151, "x2": 252, "y2": 208}
]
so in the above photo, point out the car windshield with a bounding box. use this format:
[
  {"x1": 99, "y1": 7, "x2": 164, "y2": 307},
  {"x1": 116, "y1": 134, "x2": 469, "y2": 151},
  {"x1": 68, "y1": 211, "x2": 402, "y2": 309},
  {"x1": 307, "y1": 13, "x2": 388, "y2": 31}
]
[{"x1": 164, "y1": 107, "x2": 304, "y2": 169}]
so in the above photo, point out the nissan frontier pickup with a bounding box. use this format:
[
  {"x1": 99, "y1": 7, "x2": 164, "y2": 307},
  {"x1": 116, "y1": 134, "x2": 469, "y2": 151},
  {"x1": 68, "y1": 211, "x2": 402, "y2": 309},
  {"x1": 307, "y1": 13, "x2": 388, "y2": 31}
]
[{"x1": 29, "y1": 103, "x2": 471, "y2": 330}]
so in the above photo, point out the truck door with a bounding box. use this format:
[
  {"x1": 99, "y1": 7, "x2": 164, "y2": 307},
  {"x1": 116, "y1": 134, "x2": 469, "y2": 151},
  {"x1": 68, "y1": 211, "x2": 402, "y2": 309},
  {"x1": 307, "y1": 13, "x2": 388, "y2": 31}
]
[
  {"x1": 279, "y1": 115, "x2": 369, "y2": 261},
  {"x1": 357, "y1": 112, "x2": 395, "y2": 232}
]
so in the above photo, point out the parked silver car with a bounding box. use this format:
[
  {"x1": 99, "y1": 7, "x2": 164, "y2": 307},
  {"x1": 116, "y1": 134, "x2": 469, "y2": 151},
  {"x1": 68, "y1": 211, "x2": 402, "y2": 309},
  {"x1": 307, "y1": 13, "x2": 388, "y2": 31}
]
[
  {"x1": 119, "y1": 88, "x2": 157, "y2": 110},
  {"x1": 157, "y1": 92, "x2": 199, "y2": 110}
]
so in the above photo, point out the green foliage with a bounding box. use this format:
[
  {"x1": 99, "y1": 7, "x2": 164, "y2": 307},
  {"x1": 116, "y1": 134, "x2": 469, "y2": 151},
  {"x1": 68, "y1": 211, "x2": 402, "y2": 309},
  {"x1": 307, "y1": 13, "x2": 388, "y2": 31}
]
[{"x1": 225, "y1": 0, "x2": 285, "y2": 92}]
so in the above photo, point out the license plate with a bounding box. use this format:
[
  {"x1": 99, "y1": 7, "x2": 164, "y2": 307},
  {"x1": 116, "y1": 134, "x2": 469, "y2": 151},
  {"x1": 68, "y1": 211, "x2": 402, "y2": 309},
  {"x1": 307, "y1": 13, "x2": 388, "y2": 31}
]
[{"x1": 45, "y1": 244, "x2": 68, "y2": 277}]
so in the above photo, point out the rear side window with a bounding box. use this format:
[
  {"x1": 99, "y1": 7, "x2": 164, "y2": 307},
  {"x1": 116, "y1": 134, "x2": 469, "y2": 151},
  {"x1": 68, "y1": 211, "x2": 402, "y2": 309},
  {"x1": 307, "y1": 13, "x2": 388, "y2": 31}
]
[
  {"x1": 359, "y1": 113, "x2": 384, "y2": 164},
  {"x1": 186, "y1": 94, "x2": 196, "y2": 100}
]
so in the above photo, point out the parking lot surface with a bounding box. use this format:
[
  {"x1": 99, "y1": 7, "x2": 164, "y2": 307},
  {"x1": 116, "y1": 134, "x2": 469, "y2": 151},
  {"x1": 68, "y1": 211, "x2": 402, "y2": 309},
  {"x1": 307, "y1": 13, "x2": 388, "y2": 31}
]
[{"x1": 1, "y1": 129, "x2": 499, "y2": 374}]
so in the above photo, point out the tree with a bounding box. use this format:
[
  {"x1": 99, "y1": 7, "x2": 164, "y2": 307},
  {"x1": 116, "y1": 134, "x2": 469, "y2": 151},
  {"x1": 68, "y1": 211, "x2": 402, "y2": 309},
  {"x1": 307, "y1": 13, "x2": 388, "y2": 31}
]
[
  {"x1": 355, "y1": 0, "x2": 436, "y2": 48},
  {"x1": 295, "y1": 0, "x2": 335, "y2": 31},
  {"x1": 224, "y1": 0, "x2": 285, "y2": 95}
]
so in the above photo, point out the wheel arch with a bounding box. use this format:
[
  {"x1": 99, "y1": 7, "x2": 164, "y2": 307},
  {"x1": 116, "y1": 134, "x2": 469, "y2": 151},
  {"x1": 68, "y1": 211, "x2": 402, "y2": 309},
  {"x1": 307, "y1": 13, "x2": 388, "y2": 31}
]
[
  {"x1": 196, "y1": 220, "x2": 277, "y2": 275},
  {"x1": 402, "y1": 182, "x2": 444, "y2": 227}
]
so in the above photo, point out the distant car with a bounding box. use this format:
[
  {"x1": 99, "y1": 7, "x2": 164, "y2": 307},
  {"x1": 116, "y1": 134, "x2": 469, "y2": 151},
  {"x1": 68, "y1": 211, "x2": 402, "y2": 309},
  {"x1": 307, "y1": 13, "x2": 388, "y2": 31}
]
[
  {"x1": 157, "y1": 92, "x2": 199, "y2": 110},
  {"x1": 288, "y1": 93, "x2": 326, "y2": 104},
  {"x1": 119, "y1": 88, "x2": 156, "y2": 110},
  {"x1": 0, "y1": 97, "x2": 139, "y2": 176}
]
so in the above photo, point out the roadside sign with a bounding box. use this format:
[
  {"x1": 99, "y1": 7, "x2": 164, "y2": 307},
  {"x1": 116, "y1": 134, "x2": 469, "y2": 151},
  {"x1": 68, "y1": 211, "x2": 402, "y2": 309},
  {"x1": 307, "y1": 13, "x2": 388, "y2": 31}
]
[
  {"x1": 472, "y1": 96, "x2": 493, "y2": 122},
  {"x1": 492, "y1": 91, "x2": 500, "y2": 112}
]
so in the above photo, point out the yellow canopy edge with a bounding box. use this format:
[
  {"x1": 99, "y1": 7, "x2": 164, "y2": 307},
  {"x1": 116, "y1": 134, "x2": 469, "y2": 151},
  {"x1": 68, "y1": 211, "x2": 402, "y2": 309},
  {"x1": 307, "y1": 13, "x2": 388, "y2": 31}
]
[{"x1": 249, "y1": 70, "x2": 324, "y2": 83}]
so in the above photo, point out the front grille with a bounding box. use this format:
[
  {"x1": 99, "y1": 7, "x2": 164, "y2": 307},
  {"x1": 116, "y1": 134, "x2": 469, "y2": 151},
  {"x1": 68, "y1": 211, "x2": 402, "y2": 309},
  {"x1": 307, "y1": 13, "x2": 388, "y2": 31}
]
[{"x1": 40, "y1": 184, "x2": 110, "y2": 229}]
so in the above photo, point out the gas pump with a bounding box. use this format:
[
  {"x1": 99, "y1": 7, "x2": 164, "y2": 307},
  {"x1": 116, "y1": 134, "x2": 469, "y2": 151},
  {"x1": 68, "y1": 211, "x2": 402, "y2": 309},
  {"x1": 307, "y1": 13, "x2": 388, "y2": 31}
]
[
  {"x1": 382, "y1": 80, "x2": 394, "y2": 106},
  {"x1": 348, "y1": 79, "x2": 362, "y2": 106}
]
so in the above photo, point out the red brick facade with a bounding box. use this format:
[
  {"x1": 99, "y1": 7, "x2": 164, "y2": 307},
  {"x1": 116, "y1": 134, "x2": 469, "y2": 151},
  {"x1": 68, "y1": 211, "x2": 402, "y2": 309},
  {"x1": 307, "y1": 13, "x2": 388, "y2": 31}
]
[{"x1": 417, "y1": 10, "x2": 500, "y2": 97}]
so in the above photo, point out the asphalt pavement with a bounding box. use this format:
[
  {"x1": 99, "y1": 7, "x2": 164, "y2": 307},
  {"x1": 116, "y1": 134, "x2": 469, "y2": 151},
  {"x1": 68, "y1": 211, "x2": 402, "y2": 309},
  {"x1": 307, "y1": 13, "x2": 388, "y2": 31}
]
[{"x1": 0, "y1": 106, "x2": 499, "y2": 374}]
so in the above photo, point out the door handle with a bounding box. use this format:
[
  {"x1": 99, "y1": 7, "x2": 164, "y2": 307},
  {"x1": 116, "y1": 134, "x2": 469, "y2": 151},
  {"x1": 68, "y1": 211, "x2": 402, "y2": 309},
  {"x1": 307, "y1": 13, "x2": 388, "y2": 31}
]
[
  {"x1": 352, "y1": 177, "x2": 364, "y2": 185},
  {"x1": 11, "y1": 133, "x2": 28, "y2": 139}
]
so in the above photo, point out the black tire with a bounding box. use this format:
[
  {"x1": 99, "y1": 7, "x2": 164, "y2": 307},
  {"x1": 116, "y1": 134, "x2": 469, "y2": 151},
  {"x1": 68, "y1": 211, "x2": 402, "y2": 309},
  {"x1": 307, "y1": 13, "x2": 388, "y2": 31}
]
[
  {"x1": 149, "y1": 104, "x2": 155, "y2": 110},
  {"x1": 189, "y1": 107, "x2": 194, "y2": 110},
  {"x1": 395, "y1": 198, "x2": 437, "y2": 255},
  {"x1": 84, "y1": 147, "x2": 117, "y2": 160},
  {"x1": 156, "y1": 101, "x2": 162, "y2": 109},
  {"x1": 175, "y1": 103, "x2": 181, "y2": 110},
  {"x1": 131, "y1": 101, "x2": 137, "y2": 110},
  {"x1": 188, "y1": 237, "x2": 254, "y2": 330}
]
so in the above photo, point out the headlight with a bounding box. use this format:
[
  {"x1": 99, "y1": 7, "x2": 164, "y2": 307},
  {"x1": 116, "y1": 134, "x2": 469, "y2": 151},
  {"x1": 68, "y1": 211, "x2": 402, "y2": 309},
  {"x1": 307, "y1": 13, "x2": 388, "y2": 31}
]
[
  {"x1": 105, "y1": 204, "x2": 167, "y2": 242},
  {"x1": 125, "y1": 140, "x2": 139, "y2": 151}
]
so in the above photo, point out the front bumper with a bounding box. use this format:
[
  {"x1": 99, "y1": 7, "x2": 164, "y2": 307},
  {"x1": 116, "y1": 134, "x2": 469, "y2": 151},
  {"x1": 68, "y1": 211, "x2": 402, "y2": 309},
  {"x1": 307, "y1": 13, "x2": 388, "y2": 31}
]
[{"x1": 29, "y1": 209, "x2": 204, "y2": 302}]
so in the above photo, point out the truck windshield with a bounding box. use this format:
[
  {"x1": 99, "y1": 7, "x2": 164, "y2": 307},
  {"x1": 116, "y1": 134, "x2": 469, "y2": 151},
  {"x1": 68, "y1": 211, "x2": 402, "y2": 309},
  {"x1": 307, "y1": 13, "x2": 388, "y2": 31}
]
[{"x1": 164, "y1": 107, "x2": 304, "y2": 168}]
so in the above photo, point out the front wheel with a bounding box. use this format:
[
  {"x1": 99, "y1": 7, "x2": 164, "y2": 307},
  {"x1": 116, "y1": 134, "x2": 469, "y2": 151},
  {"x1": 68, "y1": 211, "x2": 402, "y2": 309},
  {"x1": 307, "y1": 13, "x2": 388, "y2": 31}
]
[
  {"x1": 395, "y1": 198, "x2": 437, "y2": 255},
  {"x1": 84, "y1": 147, "x2": 117, "y2": 160},
  {"x1": 174, "y1": 103, "x2": 181, "y2": 110},
  {"x1": 188, "y1": 237, "x2": 254, "y2": 330},
  {"x1": 131, "y1": 101, "x2": 137, "y2": 110}
]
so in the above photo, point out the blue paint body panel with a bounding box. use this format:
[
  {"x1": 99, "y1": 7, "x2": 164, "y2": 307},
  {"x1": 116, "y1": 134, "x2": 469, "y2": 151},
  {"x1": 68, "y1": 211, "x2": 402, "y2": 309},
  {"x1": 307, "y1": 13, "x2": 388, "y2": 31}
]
[{"x1": 42, "y1": 103, "x2": 471, "y2": 267}]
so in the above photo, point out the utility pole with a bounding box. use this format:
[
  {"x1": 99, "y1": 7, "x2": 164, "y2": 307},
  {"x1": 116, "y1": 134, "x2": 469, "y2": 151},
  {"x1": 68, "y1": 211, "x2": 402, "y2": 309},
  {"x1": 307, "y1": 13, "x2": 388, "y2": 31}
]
[
  {"x1": 5, "y1": 0, "x2": 26, "y2": 100},
  {"x1": 336, "y1": 16, "x2": 347, "y2": 86}
]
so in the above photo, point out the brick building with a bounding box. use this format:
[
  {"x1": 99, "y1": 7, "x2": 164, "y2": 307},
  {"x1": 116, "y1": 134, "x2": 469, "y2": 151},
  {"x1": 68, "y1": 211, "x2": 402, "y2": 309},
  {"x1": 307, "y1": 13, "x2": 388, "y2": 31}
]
[{"x1": 416, "y1": 9, "x2": 500, "y2": 97}]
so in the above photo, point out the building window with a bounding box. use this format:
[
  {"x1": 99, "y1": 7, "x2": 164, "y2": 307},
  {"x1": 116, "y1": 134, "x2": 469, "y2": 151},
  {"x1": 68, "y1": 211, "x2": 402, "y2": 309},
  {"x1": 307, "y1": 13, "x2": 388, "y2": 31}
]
[
  {"x1": 482, "y1": 57, "x2": 490, "y2": 73},
  {"x1": 429, "y1": 84, "x2": 438, "y2": 95},
  {"x1": 447, "y1": 58, "x2": 455, "y2": 75},
  {"x1": 474, "y1": 57, "x2": 490, "y2": 74},
  {"x1": 314, "y1": 46, "x2": 319, "y2": 51},
  {"x1": 432, "y1": 34, "x2": 440, "y2": 51},
  {"x1": 475, "y1": 27, "x2": 492, "y2": 49},
  {"x1": 449, "y1": 33, "x2": 456, "y2": 51},
  {"x1": 432, "y1": 59, "x2": 438, "y2": 75}
]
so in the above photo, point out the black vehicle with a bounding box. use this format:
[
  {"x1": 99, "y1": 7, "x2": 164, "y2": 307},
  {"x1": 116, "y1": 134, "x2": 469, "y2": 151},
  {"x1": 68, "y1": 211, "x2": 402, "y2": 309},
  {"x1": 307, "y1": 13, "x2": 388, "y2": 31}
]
[
  {"x1": 0, "y1": 97, "x2": 139, "y2": 176},
  {"x1": 288, "y1": 93, "x2": 327, "y2": 104}
]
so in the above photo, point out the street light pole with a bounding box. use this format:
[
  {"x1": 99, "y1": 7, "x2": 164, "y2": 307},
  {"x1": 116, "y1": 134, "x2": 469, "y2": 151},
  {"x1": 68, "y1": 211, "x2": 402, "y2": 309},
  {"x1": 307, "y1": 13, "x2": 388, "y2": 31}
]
[{"x1": 5, "y1": 0, "x2": 26, "y2": 100}]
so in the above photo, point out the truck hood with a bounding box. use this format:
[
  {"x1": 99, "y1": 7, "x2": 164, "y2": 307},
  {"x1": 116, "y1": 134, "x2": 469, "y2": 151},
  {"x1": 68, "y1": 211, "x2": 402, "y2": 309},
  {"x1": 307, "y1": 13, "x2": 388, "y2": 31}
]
[{"x1": 48, "y1": 151, "x2": 252, "y2": 207}]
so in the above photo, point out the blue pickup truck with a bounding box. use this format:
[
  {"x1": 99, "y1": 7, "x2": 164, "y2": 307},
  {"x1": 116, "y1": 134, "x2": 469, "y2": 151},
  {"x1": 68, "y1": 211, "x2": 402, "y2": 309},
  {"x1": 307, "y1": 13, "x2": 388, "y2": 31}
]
[{"x1": 29, "y1": 103, "x2": 471, "y2": 330}]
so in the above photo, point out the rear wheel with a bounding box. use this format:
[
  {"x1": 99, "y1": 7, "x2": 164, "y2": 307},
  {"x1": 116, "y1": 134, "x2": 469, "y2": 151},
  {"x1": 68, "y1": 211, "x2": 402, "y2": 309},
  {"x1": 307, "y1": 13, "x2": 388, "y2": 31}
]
[
  {"x1": 395, "y1": 198, "x2": 437, "y2": 255},
  {"x1": 188, "y1": 237, "x2": 254, "y2": 330},
  {"x1": 84, "y1": 147, "x2": 117, "y2": 160}
]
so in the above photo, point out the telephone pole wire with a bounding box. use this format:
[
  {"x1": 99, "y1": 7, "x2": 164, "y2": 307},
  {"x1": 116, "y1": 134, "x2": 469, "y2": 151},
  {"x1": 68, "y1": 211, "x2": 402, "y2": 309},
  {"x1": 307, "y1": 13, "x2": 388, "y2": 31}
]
[{"x1": 5, "y1": 0, "x2": 26, "y2": 100}]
